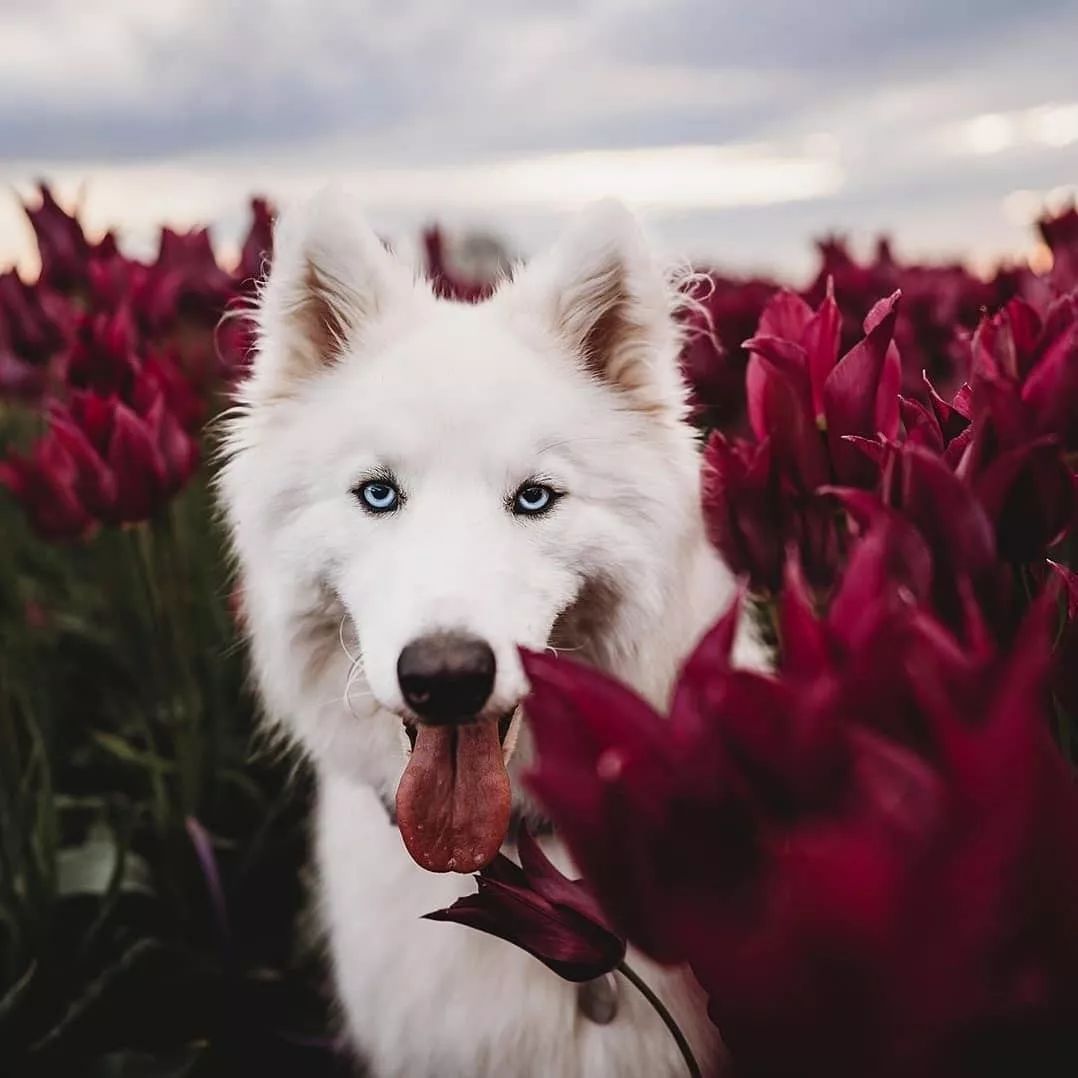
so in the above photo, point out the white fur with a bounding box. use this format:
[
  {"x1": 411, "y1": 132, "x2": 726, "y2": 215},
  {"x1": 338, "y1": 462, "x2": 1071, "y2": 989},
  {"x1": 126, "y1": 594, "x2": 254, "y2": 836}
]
[{"x1": 218, "y1": 191, "x2": 753, "y2": 1077}]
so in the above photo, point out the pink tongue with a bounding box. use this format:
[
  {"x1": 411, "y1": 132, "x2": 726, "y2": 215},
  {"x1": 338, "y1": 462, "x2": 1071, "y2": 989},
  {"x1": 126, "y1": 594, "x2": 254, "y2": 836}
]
[{"x1": 396, "y1": 723, "x2": 511, "y2": 873}]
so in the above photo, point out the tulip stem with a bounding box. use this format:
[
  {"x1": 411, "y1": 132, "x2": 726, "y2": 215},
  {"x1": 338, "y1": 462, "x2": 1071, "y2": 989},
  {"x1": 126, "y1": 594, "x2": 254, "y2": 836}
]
[{"x1": 616, "y1": 960, "x2": 701, "y2": 1078}]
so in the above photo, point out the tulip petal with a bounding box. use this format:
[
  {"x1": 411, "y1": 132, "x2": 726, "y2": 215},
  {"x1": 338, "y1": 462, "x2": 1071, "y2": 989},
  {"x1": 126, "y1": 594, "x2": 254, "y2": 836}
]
[
  {"x1": 106, "y1": 401, "x2": 168, "y2": 523},
  {"x1": 973, "y1": 438, "x2": 1075, "y2": 562},
  {"x1": 823, "y1": 291, "x2": 901, "y2": 484},
  {"x1": 899, "y1": 444, "x2": 997, "y2": 575},
  {"x1": 803, "y1": 291, "x2": 842, "y2": 419},
  {"x1": 758, "y1": 289, "x2": 814, "y2": 340},
  {"x1": 778, "y1": 554, "x2": 830, "y2": 680}
]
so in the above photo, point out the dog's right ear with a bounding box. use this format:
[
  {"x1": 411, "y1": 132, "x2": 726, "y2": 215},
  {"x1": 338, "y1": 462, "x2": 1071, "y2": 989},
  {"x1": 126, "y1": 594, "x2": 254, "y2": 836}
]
[
  {"x1": 496, "y1": 200, "x2": 685, "y2": 415},
  {"x1": 252, "y1": 190, "x2": 415, "y2": 395}
]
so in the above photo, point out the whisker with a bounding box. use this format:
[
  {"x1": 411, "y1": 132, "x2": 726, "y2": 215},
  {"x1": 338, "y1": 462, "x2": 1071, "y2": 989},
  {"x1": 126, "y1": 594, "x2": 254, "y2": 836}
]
[
  {"x1": 546, "y1": 642, "x2": 586, "y2": 657},
  {"x1": 338, "y1": 613, "x2": 362, "y2": 666},
  {"x1": 344, "y1": 692, "x2": 362, "y2": 720},
  {"x1": 345, "y1": 663, "x2": 367, "y2": 695},
  {"x1": 535, "y1": 434, "x2": 607, "y2": 455},
  {"x1": 341, "y1": 650, "x2": 376, "y2": 714}
]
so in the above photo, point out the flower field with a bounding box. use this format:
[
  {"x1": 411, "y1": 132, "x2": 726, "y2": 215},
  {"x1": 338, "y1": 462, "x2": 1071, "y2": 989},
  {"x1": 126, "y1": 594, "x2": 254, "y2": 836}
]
[{"x1": 1, "y1": 186, "x2": 1077, "y2": 1076}]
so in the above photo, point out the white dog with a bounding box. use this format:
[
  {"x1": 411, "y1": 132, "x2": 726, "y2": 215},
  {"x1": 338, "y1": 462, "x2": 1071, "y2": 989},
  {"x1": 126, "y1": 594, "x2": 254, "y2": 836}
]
[{"x1": 219, "y1": 192, "x2": 749, "y2": 1077}]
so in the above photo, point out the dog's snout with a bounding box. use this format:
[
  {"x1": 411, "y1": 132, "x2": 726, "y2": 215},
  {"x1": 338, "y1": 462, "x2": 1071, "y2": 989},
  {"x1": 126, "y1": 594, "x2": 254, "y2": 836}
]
[{"x1": 397, "y1": 633, "x2": 496, "y2": 722}]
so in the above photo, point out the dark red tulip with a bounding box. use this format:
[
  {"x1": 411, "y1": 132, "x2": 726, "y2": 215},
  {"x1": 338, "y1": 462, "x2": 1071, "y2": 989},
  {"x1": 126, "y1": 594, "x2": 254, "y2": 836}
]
[
  {"x1": 424, "y1": 827, "x2": 625, "y2": 982},
  {"x1": 214, "y1": 313, "x2": 257, "y2": 380},
  {"x1": 680, "y1": 274, "x2": 778, "y2": 431},
  {"x1": 820, "y1": 291, "x2": 902, "y2": 485},
  {"x1": 522, "y1": 542, "x2": 1078, "y2": 1078},
  {"x1": 827, "y1": 440, "x2": 1010, "y2": 634},
  {"x1": 423, "y1": 227, "x2": 491, "y2": 303},
  {"x1": 745, "y1": 284, "x2": 840, "y2": 437},
  {"x1": 687, "y1": 241, "x2": 997, "y2": 435},
  {"x1": 701, "y1": 433, "x2": 784, "y2": 591},
  {"x1": 971, "y1": 293, "x2": 1078, "y2": 451},
  {"x1": 949, "y1": 295, "x2": 1078, "y2": 561},
  {"x1": 701, "y1": 430, "x2": 845, "y2": 595},
  {"x1": 50, "y1": 397, "x2": 118, "y2": 519},
  {"x1": 2, "y1": 390, "x2": 198, "y2": 539},
  {"x1": 64, "y1": 306, "x2": 141, "y2": 396},
  {"x1": 803, "y1": 235, "x2": 1013, "y2": 400},
  {"x1": 701, "y1": 288, "x2": 904, "y2": 594},
  {"x1": 131, "y1": 353, "x2": 204, "y2": 432},
  {"x1": 1038, "y1": 202, "x2": 1078, "y2": 290},
  {"x1": 970, "y1": 437, "x2": 1074, "y2": 563},
  {"x1": 87, "y1": 253, "x2": 186, "y2": 336},
  {"x1": 78, "y1": 222, "x2": 236, "y2": 347},
  {"x1": 851, "y1": 295, "x2": 1076, "y2": 571},
  {"x1": 0, "y1": 435, "x2": 94, "y2": 540},
  {"x1": 0, "y1": 270, "x2": 70, "y2": 364},
  {"x1": 106, "y1": 399, "x2": 170, "y2": 521},
  {"x1": 743, "y1": 292, "x2": 832, "y2": 493},
  {"x1": 0, "y1": 270, "x2": 73, "y2": 396},
  {"x1": 235, "y1": 197, "x2": 275, "y2": 287},
  {"x1": 143, "y1": 392, "x2": 199, "y2": 494},
  {"x1": 156, "y1": 225, "x2": 236, "y2": 319},
  {"x1": 23, "y1": 183, "x2": 117, "y2": 292},
  {"x1": 522, "y1": 637, "x2": 716, "y2": 966},
  {"x1": 1049, "y1": 561, "x2": 1078, "y2": 723}
]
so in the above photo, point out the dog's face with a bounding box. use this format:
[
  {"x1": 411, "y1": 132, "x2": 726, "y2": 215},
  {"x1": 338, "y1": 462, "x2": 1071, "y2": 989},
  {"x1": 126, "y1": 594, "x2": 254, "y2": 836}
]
[{"x1": 222, "y1": 193, "x2": 699, "y2": 871}]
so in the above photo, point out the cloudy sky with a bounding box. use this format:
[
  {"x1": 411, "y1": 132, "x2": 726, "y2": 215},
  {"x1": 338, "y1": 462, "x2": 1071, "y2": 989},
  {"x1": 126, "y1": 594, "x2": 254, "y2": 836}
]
[{"x1": 1, "y1": 0, "x2": 1076, "y2": 279}]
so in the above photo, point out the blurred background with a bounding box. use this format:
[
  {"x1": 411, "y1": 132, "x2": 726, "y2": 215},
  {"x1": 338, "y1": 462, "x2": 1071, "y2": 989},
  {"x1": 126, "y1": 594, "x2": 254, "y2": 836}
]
[{"x1": 2, "y1": 0, "x2": 1077, "y2": 280}]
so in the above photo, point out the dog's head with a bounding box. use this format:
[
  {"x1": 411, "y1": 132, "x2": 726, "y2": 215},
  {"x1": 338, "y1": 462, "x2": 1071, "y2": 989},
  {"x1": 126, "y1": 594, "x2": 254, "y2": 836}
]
[{"x1": 220, "y1": 192, "x2": 702, "y2": 871}]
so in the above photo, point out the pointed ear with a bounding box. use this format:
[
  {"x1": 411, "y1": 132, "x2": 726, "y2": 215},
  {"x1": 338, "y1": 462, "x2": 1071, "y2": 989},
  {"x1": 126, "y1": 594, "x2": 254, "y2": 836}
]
[
  {"x1": 501, "y1": 200, "x2": 685, "y2": 414},
  {"x1": 253, "y1": 189, "x2": 417, "y2": 395}
]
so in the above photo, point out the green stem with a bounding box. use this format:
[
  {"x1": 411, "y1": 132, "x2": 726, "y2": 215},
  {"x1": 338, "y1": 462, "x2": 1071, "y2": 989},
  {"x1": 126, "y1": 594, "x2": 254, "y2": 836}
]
[
  {"x1": 123, "y1": 527, "x2": 171, "y2": 832},
  {"x1": 616, "y1": 960, "x2": 702, "y2": 1078}
]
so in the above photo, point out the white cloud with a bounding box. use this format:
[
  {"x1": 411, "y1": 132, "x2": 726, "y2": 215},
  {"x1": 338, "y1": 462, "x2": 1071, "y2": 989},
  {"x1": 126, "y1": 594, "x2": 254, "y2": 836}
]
[{"x1": 954, "y1": 101, "x2": 1078, "y2": 157}]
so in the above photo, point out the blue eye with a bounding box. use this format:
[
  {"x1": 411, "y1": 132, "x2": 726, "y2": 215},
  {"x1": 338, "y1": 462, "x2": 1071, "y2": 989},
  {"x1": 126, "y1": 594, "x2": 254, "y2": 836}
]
[
  {"x1": 357, "y1": 480, "x2": 400, "y2": 513},
  {"x1": 513, "y1": 483, "x2": 557, "y2": 516}
]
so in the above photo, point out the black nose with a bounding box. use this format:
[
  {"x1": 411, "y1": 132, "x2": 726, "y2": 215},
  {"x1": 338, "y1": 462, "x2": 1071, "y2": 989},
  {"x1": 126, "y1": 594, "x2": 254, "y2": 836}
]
[{"x1": 397, "y1": 633, "x2": 496, "y2": 722}]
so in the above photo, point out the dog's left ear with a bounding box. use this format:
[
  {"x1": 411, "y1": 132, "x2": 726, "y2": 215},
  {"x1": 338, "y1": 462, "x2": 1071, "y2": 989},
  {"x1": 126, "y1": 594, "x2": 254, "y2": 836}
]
[{"x1": 501, "y1": 200, "x2": 685, "y2": 414}]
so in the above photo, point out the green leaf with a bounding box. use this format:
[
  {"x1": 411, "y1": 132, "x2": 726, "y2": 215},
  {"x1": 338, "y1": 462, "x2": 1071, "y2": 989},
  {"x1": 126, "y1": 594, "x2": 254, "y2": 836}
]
[{"x1": 91, "y1": 733, "x2": 176, "y2": 775}]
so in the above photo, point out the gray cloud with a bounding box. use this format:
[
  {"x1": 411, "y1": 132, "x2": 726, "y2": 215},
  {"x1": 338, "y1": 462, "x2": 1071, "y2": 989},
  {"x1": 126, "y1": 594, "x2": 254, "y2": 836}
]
[
  {"x1": 612, "y1": 0, "x2": 1076, "y2": 72},
  {"x1": 1, "y1": 0, "x2": 1073, "y2": 163},
  {"x1": 0, "y1": 0, "x2": 1076, "y2": 276}
]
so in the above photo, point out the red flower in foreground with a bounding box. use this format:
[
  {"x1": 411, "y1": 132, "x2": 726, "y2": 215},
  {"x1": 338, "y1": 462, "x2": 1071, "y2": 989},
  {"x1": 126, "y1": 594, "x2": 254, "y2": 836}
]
[
  {"x1": 424, "y1": 827, "x2": 625, "y2": 983},
  {"x1": 521, "y1": 525, "x2": 1078, "y2": 1078},
  {"x1": 1050, "y1": 561, "x2": 1078, "y2": 723}
]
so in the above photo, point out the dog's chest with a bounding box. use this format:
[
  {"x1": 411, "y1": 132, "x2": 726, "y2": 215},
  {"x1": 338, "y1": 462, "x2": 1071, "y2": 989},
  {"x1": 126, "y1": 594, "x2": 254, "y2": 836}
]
[{"x1": 314, "y1": 773, "x2": 717, "y2": 1078}]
